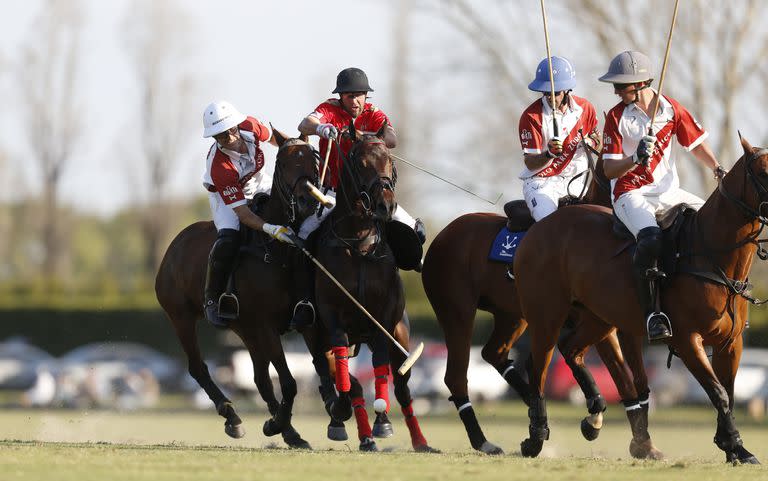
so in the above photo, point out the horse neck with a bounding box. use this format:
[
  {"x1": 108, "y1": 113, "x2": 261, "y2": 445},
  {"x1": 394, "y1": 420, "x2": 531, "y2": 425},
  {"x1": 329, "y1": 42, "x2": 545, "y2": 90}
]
[
  {"x1": 330, "y1": 185, "x2": 377, "y2": 240},
  {"x1": 693, "y1": 164, "x2": 761, "y2": 280}
]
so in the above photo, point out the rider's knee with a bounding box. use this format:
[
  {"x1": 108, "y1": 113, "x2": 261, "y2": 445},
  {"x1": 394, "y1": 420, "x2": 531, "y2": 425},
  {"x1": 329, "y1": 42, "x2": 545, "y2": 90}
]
[{"x1": 634, "y1": 226, "x2": 663, "y2": 266}]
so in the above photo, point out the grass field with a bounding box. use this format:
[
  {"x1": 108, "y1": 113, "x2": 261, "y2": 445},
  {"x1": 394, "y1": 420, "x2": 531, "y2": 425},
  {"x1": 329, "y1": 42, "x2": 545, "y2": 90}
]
[{"x1": 1, "y1": 402, "x2": 766, "y2": 481}]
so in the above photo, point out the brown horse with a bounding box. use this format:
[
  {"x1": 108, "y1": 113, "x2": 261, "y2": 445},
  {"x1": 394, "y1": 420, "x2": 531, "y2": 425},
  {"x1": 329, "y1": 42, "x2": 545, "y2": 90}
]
[
  {"x1": 422, "y1": 157, "x2": 661, "y2": 457},
  {"x1": 155, "y1": 131, "x2": 332, "y2": 449},
  {"x1": 314, "y1": 126, "x2": 436, "y2": 452},
  {"x1": 513, "y1": 136, "x2": 764, "y2": 463}
]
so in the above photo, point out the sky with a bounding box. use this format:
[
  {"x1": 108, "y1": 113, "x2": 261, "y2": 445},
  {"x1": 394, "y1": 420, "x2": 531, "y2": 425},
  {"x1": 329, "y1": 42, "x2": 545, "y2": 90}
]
[
  {"x1": 1, "y1": 0, "x2": 411, "y2": 216},
  {"x1": 3, "y1": 0, "x2": 755, "y2": 228}
]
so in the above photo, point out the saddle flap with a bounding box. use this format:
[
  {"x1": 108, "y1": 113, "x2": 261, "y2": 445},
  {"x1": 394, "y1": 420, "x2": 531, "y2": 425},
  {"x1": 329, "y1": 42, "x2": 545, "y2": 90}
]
[
  {"x1": 385, "y1": 220, "x2": 423, "y2": 271},
  {"x1": 504, "y1": 200, "x2": 535, "y2": 232}
]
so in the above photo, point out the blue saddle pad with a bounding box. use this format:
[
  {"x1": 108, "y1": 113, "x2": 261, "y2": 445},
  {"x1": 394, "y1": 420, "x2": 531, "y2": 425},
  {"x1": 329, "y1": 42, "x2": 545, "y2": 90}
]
[{"x1": 488, "y1": 227, "x2": 527, "y2": 263}]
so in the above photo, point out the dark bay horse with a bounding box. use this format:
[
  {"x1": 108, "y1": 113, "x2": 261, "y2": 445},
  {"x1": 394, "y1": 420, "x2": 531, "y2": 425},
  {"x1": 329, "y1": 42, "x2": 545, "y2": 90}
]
[
  {"x1": 314, "y1": 126, "x2": 436, "y2": 452},
  {"x1": 513, "y1": 136, "x2": 764, "y2": 463},
  {"x1": 422, "y1": 158, "x2": 661, "y2": 457},
  {"x1": 155, "y1": 132, "x2": 331, "y2": 449}
]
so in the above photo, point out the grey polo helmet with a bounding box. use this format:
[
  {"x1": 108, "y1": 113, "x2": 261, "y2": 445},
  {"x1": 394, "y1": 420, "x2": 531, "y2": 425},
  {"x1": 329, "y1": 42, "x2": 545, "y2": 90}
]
[{"x1": 598, "y1": 51, "x2": 654, "y2": 84}]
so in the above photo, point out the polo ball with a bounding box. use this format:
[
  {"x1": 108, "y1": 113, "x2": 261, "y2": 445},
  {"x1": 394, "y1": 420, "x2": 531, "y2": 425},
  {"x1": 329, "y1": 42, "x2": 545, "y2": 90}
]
[{"x1": 373, "y1": 398, "x2": 387, "y2": 413}]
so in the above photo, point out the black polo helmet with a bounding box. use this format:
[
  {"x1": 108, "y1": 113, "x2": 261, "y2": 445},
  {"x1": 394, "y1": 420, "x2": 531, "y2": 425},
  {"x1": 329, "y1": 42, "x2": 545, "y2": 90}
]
[{"x1": 332, "y1": 67, "x2": 374, "y2": 94}]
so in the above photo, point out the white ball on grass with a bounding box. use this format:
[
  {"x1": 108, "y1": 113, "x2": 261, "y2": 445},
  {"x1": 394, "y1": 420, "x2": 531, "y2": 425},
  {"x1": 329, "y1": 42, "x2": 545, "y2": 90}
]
[{"x1": 373, "y1": 398, "x2": 387, "y2": 413}]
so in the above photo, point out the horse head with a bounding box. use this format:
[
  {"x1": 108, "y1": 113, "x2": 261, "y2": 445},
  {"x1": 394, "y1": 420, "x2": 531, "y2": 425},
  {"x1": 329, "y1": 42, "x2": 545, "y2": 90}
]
[
  {"x1": 272, "y1": 129, "x2": 320, "y2": 226},
  {"x1": 718, "y1": 135, "x2": 768, "y2": 222},
  {"x1": 341, "y1": 121, "x2": 396, "y2": 222}
]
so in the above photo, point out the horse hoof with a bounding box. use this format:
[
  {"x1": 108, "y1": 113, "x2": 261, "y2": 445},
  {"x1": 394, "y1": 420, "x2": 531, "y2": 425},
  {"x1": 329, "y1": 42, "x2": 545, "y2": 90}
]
[
  {"x1": 580, "y1": 417, "x2": 601, "y2": 441},
  {"x1": 359, "y1": 437, "x2": 379, "y2": 452},
  {"x1": 327, "y1": 422, "x2": 348, "y2": 441},
  {"x1": 732, "y1": 446, "x2": 760, "y2": 464},
  {"x1": 478, "y1": 441, "x2": 504, "y2": 455},
  {"x1": 372, "y1": 420, "x2": 394, "y2": 438},
  {"x1": 630, "y1": 438, "x2": 664, "y2": 460},
  {"x1": 263, "y1": 418, "x2": 282, "y2": 437},
  {"x1": 520, "y1": 438, "x2": 543, "y2": 458},
  {"x1": 414, "y1": 444, "x2": 441, "y2": 454},
  {"x1": 225, "y1": 423, "x2": 245, "y2": 439}
]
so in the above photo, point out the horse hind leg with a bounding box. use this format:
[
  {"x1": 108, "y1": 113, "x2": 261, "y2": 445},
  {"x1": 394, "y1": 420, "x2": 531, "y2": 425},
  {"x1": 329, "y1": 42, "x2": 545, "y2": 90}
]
[
  {"x1": 614, "y1": 330, "x2": 664, "y2": 460},
  {"x1": 518, "y1": 297, "x2": 569, "y2": 458},
  {"x1": 168, "y1": 310, "x2": 244, "y2": 438},
  {"x1": 557, "y1": 314, "x2": 615, "y2": 442},
  {"x1": 437, "y1": 298, "x2": 502, "y2": 454}
]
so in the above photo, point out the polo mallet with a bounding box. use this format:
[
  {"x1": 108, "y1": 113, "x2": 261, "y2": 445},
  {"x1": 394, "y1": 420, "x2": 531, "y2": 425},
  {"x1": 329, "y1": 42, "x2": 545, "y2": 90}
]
[
  {"x1": 319, "y1": 132, "x2": 334, "y2": 187},
  {"x1": 648, "y1": 0, "x2": 680, "y2": 135},
  {"x1": 539, "y1": 0, "x2": 559, "y2": 136},
  {"x1": 306, "y1": 181, "x2": 334, "y2": 208},
  {"x1": 292, "y1": 239, "x2": 423, "y2": 375},
  {"x1": 390, "y1": 153, "x2": 503, "y2": 205}
]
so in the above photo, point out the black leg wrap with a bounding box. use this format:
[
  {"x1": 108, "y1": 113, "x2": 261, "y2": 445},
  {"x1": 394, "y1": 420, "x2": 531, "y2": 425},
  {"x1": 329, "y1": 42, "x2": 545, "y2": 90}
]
[
  {"x1": 450, "y1": 395, "x2": 486, "y2": 450},
  {"x1": 498, "y1": 360, "x2": 530, "y2": 405},
  {"x1": 566, "y1": 358, "x2": 602, "y2": 410},
  {"x1": 714, "y1": 410, "x2": 743, "y2": 452},
  {"x1": 623, "y1": 399, "x2": 651, "y2": 442},
  {"x1": 527, "y1": 394, "x2": 550, "y2": 441}
]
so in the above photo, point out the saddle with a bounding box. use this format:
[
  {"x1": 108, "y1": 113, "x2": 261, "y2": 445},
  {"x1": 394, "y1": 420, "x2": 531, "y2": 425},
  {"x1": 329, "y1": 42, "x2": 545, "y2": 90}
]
[
  {"x1": 612, "y1": 203, "x2": 697, "y2": 277},
  {"x1": 503, "y1": 196, "x2": 584, "y2": 231}
]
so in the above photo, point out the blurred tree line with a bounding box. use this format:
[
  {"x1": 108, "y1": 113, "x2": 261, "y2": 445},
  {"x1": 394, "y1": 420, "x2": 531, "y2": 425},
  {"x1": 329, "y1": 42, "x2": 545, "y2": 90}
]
[{"x1": 3, "y1": 0, "x2": 768, "y2": 335}]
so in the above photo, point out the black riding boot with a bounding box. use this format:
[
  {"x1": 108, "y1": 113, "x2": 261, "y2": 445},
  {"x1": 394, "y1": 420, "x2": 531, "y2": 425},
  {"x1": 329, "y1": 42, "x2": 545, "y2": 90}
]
[
  {"x1": 633, "y1": 226, "x2": 672, "y2": 342},
  {"x1": 203, "y1": 229, "x2": 240, "y2": 329},
  {"x1": 288, "y1": 247, "x2": 316, "y2": 332}
]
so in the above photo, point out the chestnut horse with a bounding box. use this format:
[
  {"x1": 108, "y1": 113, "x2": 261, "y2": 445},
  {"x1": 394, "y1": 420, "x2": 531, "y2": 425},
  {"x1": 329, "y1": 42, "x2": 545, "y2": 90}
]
[
  {"x1": 156, "y1": 132, "x2": 331, "y2": 449},
  {"x1": 422, "y1": 157, "x2": 662, "y2": 457},
  {"x1": 315, "y1": 127, "x2": 436, "y2": 452},
  {"x1": 514, "y1": 136, "x2": 763, "y2": 463}
]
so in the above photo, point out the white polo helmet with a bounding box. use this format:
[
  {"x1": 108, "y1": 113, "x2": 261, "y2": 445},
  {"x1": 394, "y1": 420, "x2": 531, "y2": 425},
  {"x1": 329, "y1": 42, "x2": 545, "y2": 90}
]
[{"x1": 202, "y1": 100, "x2": 246, "y2": 138}]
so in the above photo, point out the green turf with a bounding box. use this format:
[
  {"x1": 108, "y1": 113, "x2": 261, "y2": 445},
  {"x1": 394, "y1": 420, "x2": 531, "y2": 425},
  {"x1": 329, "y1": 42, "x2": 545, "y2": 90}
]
[{"x1": 0, "y1": 403, "x2": 765, "y2": 481}]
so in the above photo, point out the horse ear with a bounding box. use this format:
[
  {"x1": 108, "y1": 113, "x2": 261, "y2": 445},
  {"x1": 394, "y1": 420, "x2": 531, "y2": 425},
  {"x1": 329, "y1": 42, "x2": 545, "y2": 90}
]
[
  {"x1": 270, "y1": 123, "x2": 287, "y2": 147},
  {"x1": 299, "y1": 133, "x2": 309, "y2": 142},
  {"x1": 739, "y1": 131, "x2": 754, "y2": 155},
  {"x1": 348, "y1": 120, "x2": 356, "y2": 142},
  {"x1": 375, "y1": 120, "x2": 388, "y2": 139}
]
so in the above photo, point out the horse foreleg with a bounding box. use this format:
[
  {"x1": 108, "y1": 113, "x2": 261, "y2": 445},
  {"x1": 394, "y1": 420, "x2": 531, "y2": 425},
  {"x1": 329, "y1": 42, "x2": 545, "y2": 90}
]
[
  {"x1": 171, "y1": 314, "x2": 244, "y2": 439},
  {"x1": 675, "y1": 335, "x2": 758, "y2": 464},
  {"x1": 710, "y1": 334, "x2": 758, "y2": 464},
  {"x1": 329, "y1": 325, "x2": 353, "y2": 422},
  {"x1": 615, "y1": 330, "x2": 663, "y2": 460},
  {"x1": 349, "y1": 374, "x2": 377, "y2": 451},
  {"x1": 388, "y1": 315, "x2": 439, "y2": 453}
]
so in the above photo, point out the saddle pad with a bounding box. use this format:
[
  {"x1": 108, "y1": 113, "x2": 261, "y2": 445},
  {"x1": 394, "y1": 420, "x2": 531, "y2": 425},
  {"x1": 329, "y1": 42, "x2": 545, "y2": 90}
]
[{"x1": 488, "y1": 227, "x2": 526, "y2": 263}]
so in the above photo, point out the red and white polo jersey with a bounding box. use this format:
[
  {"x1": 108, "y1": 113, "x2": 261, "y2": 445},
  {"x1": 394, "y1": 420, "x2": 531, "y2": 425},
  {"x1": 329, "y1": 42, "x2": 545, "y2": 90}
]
[
  {"x1": 518, "y1": 95, "x2": 598, "y2": 180},
  {"x1": 202, "y1": 116, "x2": 272, "y2": 208},
  {"x1": 308, "y1": 99, "x2": 391, "y2": 188},
  {"x1": 602, "y1": 92, "x2": 708, "y2": 202}
]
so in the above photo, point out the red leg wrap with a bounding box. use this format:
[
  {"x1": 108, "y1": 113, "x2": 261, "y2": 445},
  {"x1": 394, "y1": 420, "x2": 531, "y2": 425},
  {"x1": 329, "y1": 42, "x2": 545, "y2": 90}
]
[
  {"x1": 352, "y1": 396, "x2": 372, "y2": 440},
  {"x1": 402, "y1": 401, "x2": 427, "y2": 447},
  {"x1": 332, "y1": 346, "x2": 350, "y2": 393},
  {"x1": 373, "y1": 364, "x2": 390, "y2": 412}
]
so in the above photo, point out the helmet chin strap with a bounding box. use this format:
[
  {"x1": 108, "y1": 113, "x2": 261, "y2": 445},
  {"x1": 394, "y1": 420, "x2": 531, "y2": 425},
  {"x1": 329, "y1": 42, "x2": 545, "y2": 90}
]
[{"x1": 630, "y1": 80, "x2": 653, "y2": 103}]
